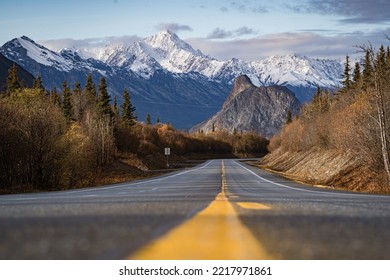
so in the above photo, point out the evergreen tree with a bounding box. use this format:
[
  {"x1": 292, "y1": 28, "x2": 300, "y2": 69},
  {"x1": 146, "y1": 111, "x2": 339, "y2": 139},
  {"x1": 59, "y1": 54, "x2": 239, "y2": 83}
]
[
  {"x1": 73, "y1": 82, "x2": 85, "y2": 122},
  {"x1": 96, "y1": 77, "x2": 112, "y2": 118},
  {"x1": 34, "y1": 75, "x2": 45, "y2": 95},
  {"x1": 342, "y1": 55, "x2": 351, "y2": 90},
  {"x1": 352, "y1": 61, "x2": 361, "y2": 86},
  {"x1": 376, "y1": 45, "x2": 387, "y2": 72},
  {"x1": 85, "y1": 73, "x2": 94, "y2": 95},
  {"x1": 61, "y1": 80, "x2": 73, "y2": 122},
  {"x1": 121, "y1": 88, "x2": 136, "y2": 126},
  {"x1": 386, "y1": 46, "x2": 390, "y2": 66},
  {"x1": 113, "y1": 96, "x2": 119, "y2": 119},
  {"x1": 6, "y1": 63, "x2": 20, "y2": 95},
  {"x1": 84, "y1": 74, "x2": 97, "y2": 108},
  {"x1": 146, "y1": 113, "x2": 152, "y2": 125},
  {"x1": 91, "y1": 82, "x2": 97, "y2": 97},
  {"x1": 74, "y1": 82, "x2": 82, "y2": 94},
  {"x1": 49, "y1": 87, "x2": 61, "y2": 107},
  {"x1": 156, "y1": 116, "x2": 160, "y2": 124},
  {"x1": 362, "y1": 50, "x2": 373, "y2": 91}
]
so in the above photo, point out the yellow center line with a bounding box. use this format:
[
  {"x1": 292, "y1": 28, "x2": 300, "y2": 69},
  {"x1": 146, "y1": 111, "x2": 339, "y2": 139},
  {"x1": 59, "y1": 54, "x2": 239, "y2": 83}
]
[
  {"x1": 236, "y1": 202, "x2": 271, "y2": 210},
  {"x1": 129, "y1": 160, "x2": 272, "y2": 260}
]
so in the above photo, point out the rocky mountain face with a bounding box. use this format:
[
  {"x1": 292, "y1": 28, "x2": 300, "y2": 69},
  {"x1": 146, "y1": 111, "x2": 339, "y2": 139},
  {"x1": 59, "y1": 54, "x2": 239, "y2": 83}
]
[
  {"x1": 192, "y1": 75, "x2": 301, "y2": 138},
  {"x1": 0, "y1": 30, "x2": 341, "y2": 129}
]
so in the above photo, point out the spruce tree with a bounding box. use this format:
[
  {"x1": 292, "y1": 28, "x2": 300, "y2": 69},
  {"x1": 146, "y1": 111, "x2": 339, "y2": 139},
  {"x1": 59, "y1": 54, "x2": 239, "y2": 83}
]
[
  {"x1": 85, "y1": 73, "x2": 94, "y2": 95},
  {"x1": 386, "y1": 46, "x2": 390, "y2": 66},
  {"x1": 84, "y1": 74, "x2": 97, "y2": 108},
  {"x1": 352, "y1": 61, "x2": 361, "y2": 86},
  {"x1": 113, "y1": 96, "x2": 119, "y2": 119},
  {"x1": 342, "y1": 55, "x2": 351, "y2": 90},
  {"x1": 34, "y1": 75, "x2": 45, "y2": 95},
  {"x1": 73, "y1": 82, "x2": 84, "y2": 122},
  {"x1": 6, "y1": 63, "x2": 20, "y2": 95},
  {"x1": 121, "y1": 88, "x2": 136, "y2": 126},
  {"x1": 97, "y1": 77, "x2": 112, "y2": 118},
  {"x1": 146, "y1": 113, "x2": 152, "y2": 125},
  {"x1": 376, "y1": 45, "x2": 386, "y2": 72},
  {"x1": 61, "y1": 80, "x2": 73, "y2": 122},
  {"x1": 362, "y1": 50, "x2": 373, "y2": 91},
  {"x1": 50, "y1": 87, "x2": 61, "y2": 107}
]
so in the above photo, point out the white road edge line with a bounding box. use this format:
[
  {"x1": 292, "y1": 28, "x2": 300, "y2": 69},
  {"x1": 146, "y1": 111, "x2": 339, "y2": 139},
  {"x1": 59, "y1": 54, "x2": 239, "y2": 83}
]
[
  {"x1": 47, "y1": 160, "x2": 214, "y2": 195},
  {"x1": 234, "y1": 160, "x2": 389, "y2": 198}
]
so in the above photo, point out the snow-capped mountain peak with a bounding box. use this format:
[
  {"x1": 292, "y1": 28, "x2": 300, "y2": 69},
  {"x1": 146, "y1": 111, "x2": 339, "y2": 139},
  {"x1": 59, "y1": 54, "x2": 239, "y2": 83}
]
[
  {"x1": 11, "y1": 36, "x2": 73, "y2": 71},
  {"x1": 144, "y1": 30, "x2": 206, "y2": 58}
]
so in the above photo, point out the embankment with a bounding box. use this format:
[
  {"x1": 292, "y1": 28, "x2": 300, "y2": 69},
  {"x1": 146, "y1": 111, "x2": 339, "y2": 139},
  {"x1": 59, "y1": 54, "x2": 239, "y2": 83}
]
[{"x1": 258, "y1": 148, "x2": 387, "y2": 194}]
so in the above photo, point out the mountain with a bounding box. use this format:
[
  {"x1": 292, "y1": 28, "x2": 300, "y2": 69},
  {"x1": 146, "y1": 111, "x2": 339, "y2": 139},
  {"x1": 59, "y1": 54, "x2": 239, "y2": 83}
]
[
  {"x1": 93, "y1": 31, "x2": 342, "y2": 102},
  {"x1": 0, "y1": 31, "x2": 342, "y2": 129},
  {"x1": 192, "y1": 75, "x2": 302, "y2": 138},
  {"x1": 0, "y1": 34, "x2": 229, "y2": 128},
  {"x1": 0, "y1": 53, "x2": 34, "y2": 92}
]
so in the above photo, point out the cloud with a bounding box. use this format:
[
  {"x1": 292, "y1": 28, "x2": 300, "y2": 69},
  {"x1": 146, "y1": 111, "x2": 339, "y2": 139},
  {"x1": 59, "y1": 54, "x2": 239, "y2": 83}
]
[
  {"x1": 188, "y1": 29, "x2": 390, "y2": 61},
  {"x1": 155, "y1": 23, "x2": 193, "y2": 33},
  {"x1": 235, "y1": 27, "x2": 256, "y2": 36},
  {"x1": 288, "y1": 0, "x2": 390, "y2": 24},
  {"x1": 207, "y1": 27, "x2": 258, "y2": 39},
  {"x1": 229, "y1": 1, "x2": 269, "y2": 14},
  {"x1": 220, "y1": 6, "x2": 229, "y2": 12},
  {"x1": 207, "y1": 28, "x2": 232, "y2": 39}
]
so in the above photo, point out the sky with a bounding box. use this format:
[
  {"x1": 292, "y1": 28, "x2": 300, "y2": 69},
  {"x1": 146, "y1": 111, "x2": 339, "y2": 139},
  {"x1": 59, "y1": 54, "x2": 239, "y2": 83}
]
[{"x1": 1, "y1": 0, "x2": 390, "y2": 60}]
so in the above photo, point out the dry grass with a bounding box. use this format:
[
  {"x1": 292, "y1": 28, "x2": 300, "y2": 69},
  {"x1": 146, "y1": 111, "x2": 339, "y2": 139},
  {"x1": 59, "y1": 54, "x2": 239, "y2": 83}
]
[{"x1": 258, "y1": 148, "x2": 389, "y2": 194}]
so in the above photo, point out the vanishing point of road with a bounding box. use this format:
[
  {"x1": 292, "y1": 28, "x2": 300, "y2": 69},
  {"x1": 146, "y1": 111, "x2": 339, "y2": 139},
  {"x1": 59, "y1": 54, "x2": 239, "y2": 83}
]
[{"x1": 1, "y1": 159, "x2": 390, "y2": 259}]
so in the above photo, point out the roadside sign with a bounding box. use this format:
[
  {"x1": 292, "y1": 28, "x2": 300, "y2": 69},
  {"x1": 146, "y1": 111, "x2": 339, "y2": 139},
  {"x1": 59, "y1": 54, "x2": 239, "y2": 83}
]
[{"x1": 164, "y1": 148, "x2": 170, "y2": 167}]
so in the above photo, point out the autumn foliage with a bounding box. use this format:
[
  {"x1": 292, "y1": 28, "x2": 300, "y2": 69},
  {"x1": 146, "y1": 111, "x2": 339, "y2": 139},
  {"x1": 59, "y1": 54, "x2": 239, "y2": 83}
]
[
  {"x1": 0, "y1": 72, "x2": 268, "y2": 193},
  {"x1": 269, "y1": 45, "x2": 390, "y2": 191}
]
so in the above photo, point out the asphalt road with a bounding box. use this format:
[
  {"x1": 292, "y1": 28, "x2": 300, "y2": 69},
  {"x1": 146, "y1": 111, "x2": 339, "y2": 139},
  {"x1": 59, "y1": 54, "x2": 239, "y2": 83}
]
[{"x1": 0, "y1": 159, "x2": 389, "y2": 259}]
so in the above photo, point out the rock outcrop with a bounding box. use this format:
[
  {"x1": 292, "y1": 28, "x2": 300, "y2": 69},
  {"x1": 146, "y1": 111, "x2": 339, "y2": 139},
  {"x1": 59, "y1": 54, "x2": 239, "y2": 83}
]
[{"x1": 192, "y1": 75, "x2": 301, "y2": 138}]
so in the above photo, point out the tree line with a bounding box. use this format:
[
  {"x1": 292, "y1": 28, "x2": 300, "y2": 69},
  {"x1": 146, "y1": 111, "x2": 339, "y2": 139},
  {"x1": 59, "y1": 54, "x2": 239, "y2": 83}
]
[
  {"x1": 1, "y1": 66, "x2": 268, "y2": 193},
  {"x1": 1, "y1": 65, "x2": 139, "y2": 191},
  {"x1": 269, "y1": 45, "x2": 390, "y2": 190}
]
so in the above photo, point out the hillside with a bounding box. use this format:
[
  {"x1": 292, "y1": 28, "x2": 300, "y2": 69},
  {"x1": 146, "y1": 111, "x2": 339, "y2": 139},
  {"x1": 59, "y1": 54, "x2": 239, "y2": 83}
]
[
  {"x1": 260, "y1": 46, "x2": 390, "y2": 194},
  {"x1": 258, "y1": 148, "x2": 384, "y2": 193}
]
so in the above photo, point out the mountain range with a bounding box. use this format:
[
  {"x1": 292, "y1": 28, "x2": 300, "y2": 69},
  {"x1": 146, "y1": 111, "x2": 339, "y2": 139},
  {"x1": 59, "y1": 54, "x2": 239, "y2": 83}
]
[{"x1": 0, "y1": 30, "x2": 343, "y2": 129}]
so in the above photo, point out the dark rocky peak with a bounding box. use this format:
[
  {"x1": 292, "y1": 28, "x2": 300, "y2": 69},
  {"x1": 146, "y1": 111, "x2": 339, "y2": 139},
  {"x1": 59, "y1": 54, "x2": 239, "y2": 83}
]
[{"x1": 225, "y1": 75, "x2": 254, "y2": 104}]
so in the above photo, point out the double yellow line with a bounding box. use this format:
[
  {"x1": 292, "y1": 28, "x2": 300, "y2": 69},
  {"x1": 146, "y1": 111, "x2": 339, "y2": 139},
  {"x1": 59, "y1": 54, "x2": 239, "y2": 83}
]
[{"x1": 129, "y1": 160, "x2": 272, "y2": 260}]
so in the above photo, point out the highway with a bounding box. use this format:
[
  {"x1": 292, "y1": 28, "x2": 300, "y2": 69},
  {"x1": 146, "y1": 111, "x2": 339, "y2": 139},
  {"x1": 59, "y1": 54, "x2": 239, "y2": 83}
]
[{"x1": 1, "y1": 159, "x2": 390, "y2": 259}]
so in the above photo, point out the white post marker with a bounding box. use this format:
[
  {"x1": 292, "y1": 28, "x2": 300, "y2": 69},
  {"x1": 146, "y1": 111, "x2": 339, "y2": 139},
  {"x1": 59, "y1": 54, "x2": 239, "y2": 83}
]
[{"x1": 164, "y1": 147, "x2": 170, "y2": 167}]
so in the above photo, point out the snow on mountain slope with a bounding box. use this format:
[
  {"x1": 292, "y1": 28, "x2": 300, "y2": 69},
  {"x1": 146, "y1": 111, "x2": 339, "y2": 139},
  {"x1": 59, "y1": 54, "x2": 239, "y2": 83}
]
[
  {"x1": 15, "y1": 36, "x2": 73, "y2": 71},
  {"x1": 250, "y1": 55, "x2": 342, "y2": 88},
  {"x1": 1, "y1": 31, "x2": 343, "y2": 92},
  {"x1": 98, "y1": 30, "x2": 342, "y2": 88}
]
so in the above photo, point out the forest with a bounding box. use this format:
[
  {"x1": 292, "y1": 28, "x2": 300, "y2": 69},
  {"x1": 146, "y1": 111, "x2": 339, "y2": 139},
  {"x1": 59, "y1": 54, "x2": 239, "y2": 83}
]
[
  {"x1": 268, "y1": 45, "x2": 390, "y2": 192},
  {"x1": 0, "y1": 67, "x2": 268, "y2": 193}
]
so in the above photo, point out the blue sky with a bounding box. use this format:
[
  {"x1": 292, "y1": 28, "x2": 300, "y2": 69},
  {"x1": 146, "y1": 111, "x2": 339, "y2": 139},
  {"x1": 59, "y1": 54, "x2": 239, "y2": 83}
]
[{"x1": 1, "y1": 0, "x2": 390, "y2": 59}]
